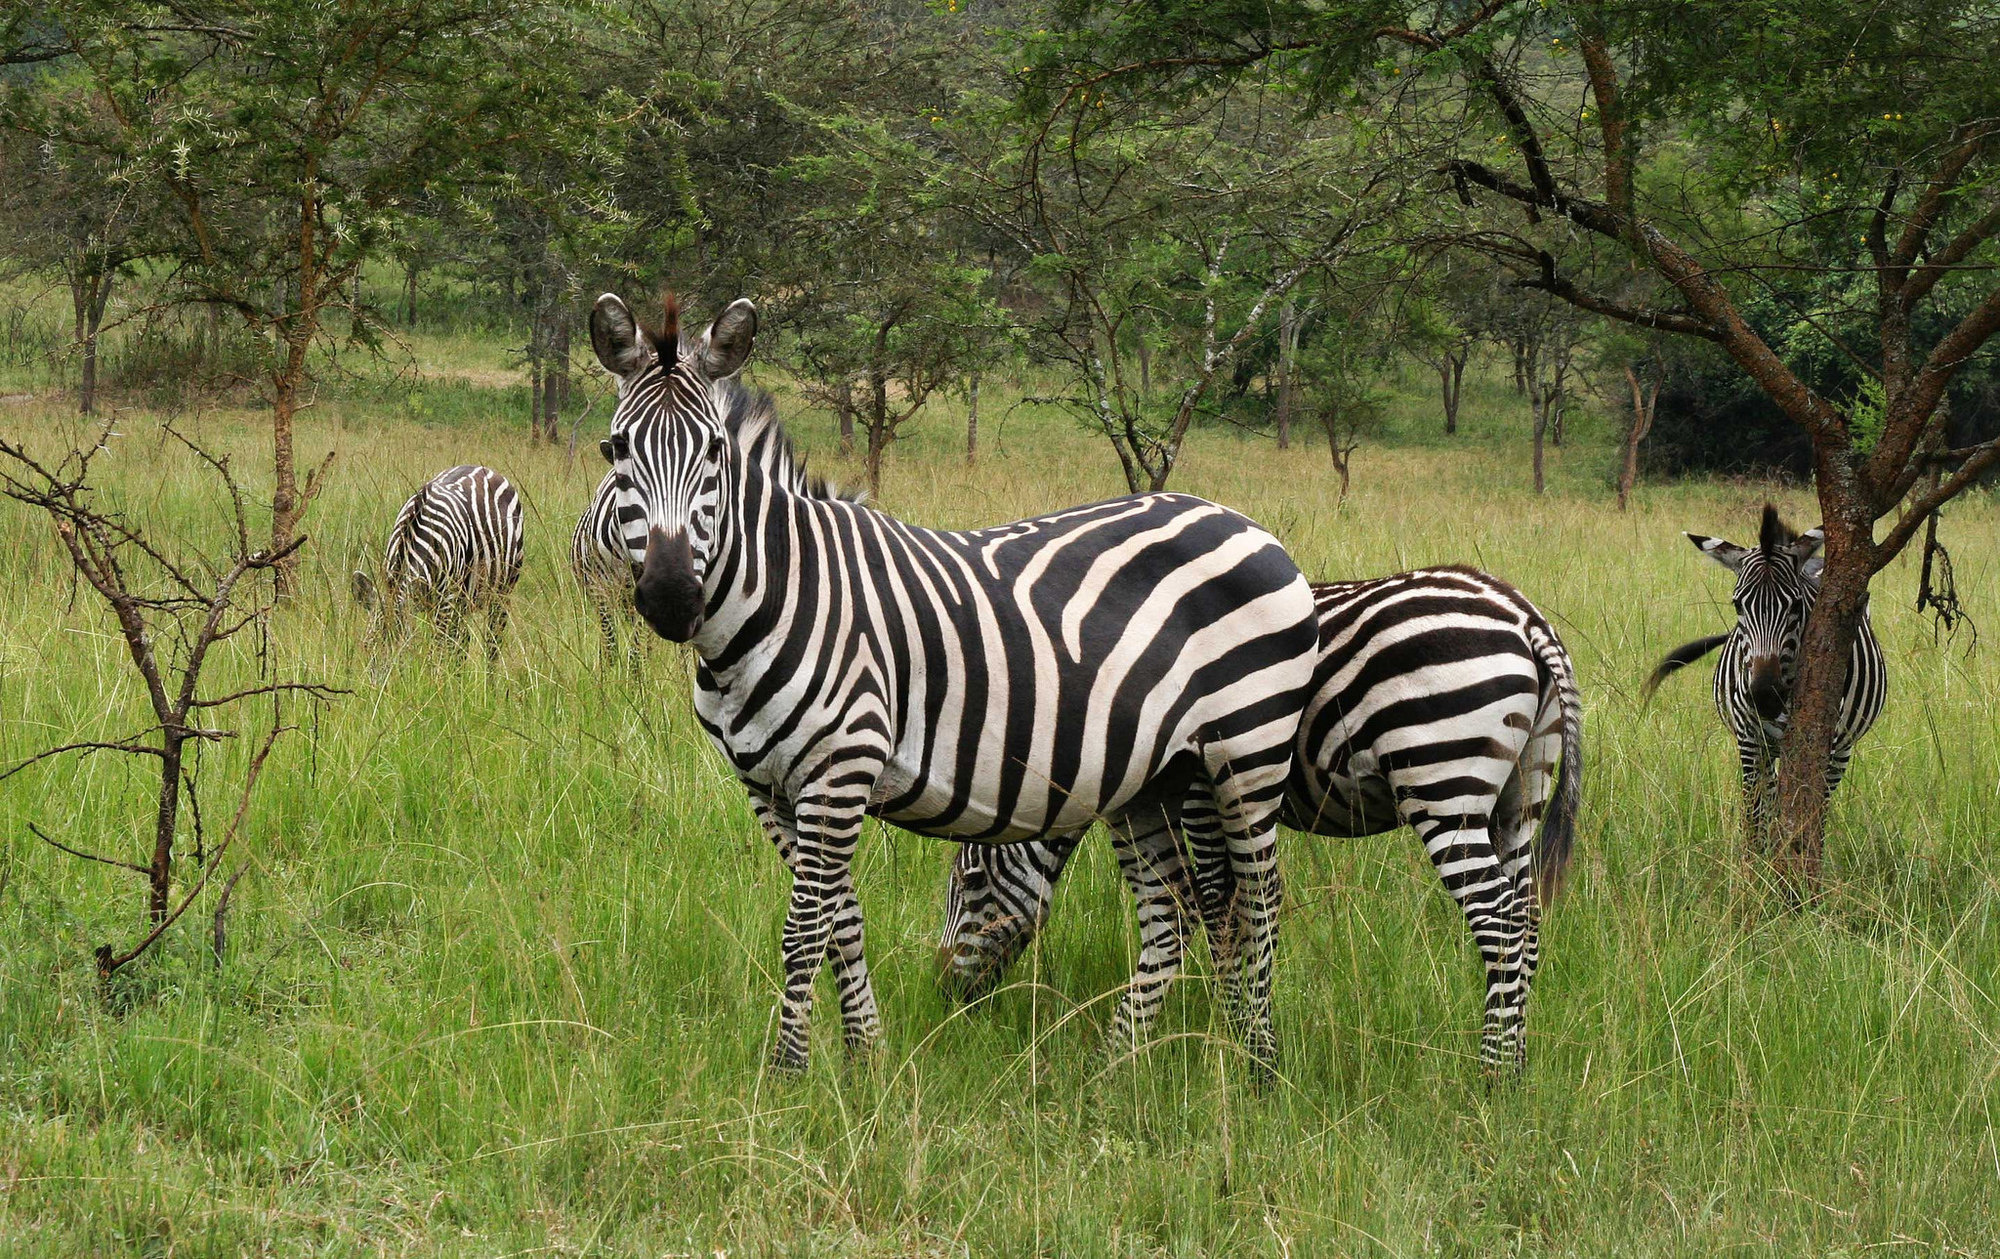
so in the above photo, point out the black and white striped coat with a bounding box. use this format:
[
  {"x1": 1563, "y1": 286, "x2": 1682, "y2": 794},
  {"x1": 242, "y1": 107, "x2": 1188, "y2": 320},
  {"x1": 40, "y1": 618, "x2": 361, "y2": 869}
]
[
  {"x1": 572, "y1": 463, "x2": 646, "y2": 668},
  {"x1": 941, "y1": 566, "x2": 1584, "y2": 1073},
  {"x1": 589, "y1": 292, "x2": 1320, "y2": 1073},
  {"x1": 1644, "y1": 504, "x2": 1885, "y2": 838},
  {"x1": 353, "y1": 464, "x2": 523, "y2": 656}
]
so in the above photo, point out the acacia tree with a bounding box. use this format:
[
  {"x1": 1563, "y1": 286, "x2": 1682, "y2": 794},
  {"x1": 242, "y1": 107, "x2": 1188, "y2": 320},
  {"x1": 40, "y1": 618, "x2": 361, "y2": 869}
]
[
  {"x1": 951, "y1": 81, "x2": 1399, "y2": 492},
  {"x1": 1021, "y1": 0, "x2": 2000, "y2": 889},
  {"x1": 12, "y1": 0, "x2": 573, "y2": 591}
]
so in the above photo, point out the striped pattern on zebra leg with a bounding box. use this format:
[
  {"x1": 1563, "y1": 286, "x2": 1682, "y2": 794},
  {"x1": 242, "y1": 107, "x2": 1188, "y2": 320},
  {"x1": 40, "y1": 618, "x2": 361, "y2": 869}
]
[
  {"x1": 1660, "y1": 506, "x2": 1887, "y2": 851},
  {"x1": 1104, "y1": 806, "x2": 1193, "y2": 1058},
  {"x1": 591, "y1": 290, "x2": 1318, "y2": 1075}
]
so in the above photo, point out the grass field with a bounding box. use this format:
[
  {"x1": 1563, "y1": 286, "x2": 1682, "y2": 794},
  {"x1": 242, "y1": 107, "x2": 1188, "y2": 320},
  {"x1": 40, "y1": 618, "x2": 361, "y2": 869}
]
[{"x1": 2, "y1": 321, "x2": 1999, "y2": 1256}]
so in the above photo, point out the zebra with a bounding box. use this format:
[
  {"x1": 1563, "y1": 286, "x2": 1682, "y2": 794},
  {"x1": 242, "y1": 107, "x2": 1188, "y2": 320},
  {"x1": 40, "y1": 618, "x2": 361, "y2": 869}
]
[
  {"x1": 939, "y1": 566, "x2": 1585, "y2": 1073},
  {"x1": 351, "y1": 464, "x2": 524, "y2": 658},
  {"x1": 589, "y1": 290, "x2": 1320, "y2": 1074},
  {"x1": 1643, "y1": 504, "x2": 1885, "y2": 843},
  {"x1": 573, "y1": 461, "x2": 647, "y2": 672}
]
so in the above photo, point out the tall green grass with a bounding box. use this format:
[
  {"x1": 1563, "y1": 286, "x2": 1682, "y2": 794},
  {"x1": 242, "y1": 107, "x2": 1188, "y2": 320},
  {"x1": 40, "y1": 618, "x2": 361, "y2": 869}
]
[{"x1": 1, "y1": 347, "x2": 1997, "y2": 1255}]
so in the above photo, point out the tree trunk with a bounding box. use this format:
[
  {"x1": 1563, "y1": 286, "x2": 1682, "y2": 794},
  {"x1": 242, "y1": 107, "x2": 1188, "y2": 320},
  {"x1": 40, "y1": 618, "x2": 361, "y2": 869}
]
[
  {"x1": 403, "y1": 260, "x2": 421, "y2": 326},
  {"x1": 965, "y1": 374, "x2": 979, "y2": 465},
  {"x1": 1275, "y1": 300, "x2": 1296, "y2": 450},
  {"x1": 1440, "y1": 347, "x2": 1465, "y2": 436},
  {"x1": 150, "y1": 737, "x2": 184, "y2": 925},
  {"x1": 865, "y1": 369, "x2": 890, "y2": 499},
  {"x1": 72, "y1": 270, "x2": 112, "y2": 416},
  {"x1": 1618, "y1": 360, "x2": 1659, "y2": 511},
  {"x1": 1324, "y1": 411, "x2": 1352, "y2": 501},
  {"x1": 270, "y1": 362, "x2": 305, "y2": 595},
  {"x1": 1770, "y1": 510, "x2": 1873, "y2": 892},
  {"x1": 1526, "y1": 344, "x2": 1547, "y2": 494},
  {"x1": 543, "y1": 313, "x2": 570, "y2": 442},
  {"x1": 1512, "y1": 336, "x2": 1528, "y2": 395},
  {"x1": 835, "y1": 377, "x2": 856, "y2": 457},
  {"x1": 528, "y1": 348, "x2": 544, "y2": 444}
]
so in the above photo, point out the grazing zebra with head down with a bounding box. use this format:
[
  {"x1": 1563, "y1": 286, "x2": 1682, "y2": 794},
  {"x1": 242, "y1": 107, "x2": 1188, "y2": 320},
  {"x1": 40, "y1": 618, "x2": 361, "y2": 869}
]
[
  {"x1": 572, "y1": 462, "x2": 647, "y2": 671},
  {"x1": 1643, "y1": 504, "x2": 1885, "y2": 841},
  {"x1": 590, "y1": 290, "x2": 1319, "y2": 1074},
  {"x1": 941, "y1": 566, "x2": 1584, "y2": 1073},
  {"x1": 352, "y1": 464, "x2": 523, "y2": 658}
]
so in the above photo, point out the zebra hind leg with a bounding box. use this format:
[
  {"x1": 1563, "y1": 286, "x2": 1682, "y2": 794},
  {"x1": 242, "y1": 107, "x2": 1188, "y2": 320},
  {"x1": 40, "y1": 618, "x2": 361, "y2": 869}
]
[
  {"x1": 937, "y1": 834, "x2": 1083, "y2": 1003},
  {"x1": 1410, "y1": 809, "x2": 1529, "y2": 1078},
  {"x1": 1104, "y1": 807, "x2": 1191, "y2": 1062},
  {"x1": 1202, "y1": 761, "x2": 1287, "y2": 1074}
]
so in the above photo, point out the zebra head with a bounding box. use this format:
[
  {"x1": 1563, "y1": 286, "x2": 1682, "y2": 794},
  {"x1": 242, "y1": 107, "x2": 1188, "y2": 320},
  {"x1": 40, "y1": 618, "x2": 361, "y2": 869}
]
[
  {"x1": 1686, "y1": 504, "x2": 1824, "y2": 722},
  {"x1": 589, "y1": 291, "x2": 758, "y2": 643}
]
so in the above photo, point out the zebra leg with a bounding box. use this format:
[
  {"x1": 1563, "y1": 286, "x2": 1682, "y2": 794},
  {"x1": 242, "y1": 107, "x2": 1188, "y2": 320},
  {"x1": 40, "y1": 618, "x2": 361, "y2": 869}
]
[
  {"x1": 769, "y1": 792, "x2": 876, "y2": 1072},
  {"x1": 749, "y1": 792, "x2": 879, "y2": 1060},
  {"x1": 485, "y1": 598, "x2": 510, "y2": 662},
  {"x1": 937, "y1": 834, "x2": 1084, "y2": 1002},
  {"x1": 1203, "y1": 762, "x2": 1287, "y2": 1073},
  {"x1": 1823, "y1": 742, "x2": 1855, "y2": 802},
  {"x1": 1105, "y1": 806, "x2": 1191, "y2": 1059},
  {"x1": 1738, "y1": 737, "x2": 1776, "y2": 852},
  {"x1": 1410, "y1": 810, "x2": 1528, "y2": 1076},
  {"x1": 1178, "y1": 790, "x2": 1240, "y2": 975}
]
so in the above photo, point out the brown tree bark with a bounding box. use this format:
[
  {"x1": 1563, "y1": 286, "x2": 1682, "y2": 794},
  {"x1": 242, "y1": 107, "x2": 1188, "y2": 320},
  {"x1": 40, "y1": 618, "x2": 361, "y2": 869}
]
[
  {"x1": 1617, "y1": 359, "x2": 1660, "y2": 511},
  {"x1": 1439, "y1": 345, "x2": 1466, "y2": 436},
  {"x1": 966, "y1": 373, "x2": 979, "y2": 465},
  {"x1": 1275, "y1": 300, "x2": 1297, "y2": 450},
  {"x1": 835, "y1": 377, "x2": 856, "y2": 457},
  {"x1": 71, "y1": 269, "x2": 113, "y2": 416}
]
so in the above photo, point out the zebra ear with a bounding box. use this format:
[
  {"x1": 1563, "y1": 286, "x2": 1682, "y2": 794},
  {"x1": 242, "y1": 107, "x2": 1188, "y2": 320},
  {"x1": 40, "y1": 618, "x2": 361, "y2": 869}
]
[
  {"x1": 351, "y1": 571, "x2": 378, "y2": 610},
  {"x1": 1686, "y1": 532, "x2": 1750, "y2": 571},
  {"x1": 1792, "y1": 526, "x2": 1825, "y2": 563},
  {"x1": 591, "y1": 293, "x2": 655, "y2": 377},
  {"x1": 696, "y1": 299, "x2": 758, "y2": 379}
]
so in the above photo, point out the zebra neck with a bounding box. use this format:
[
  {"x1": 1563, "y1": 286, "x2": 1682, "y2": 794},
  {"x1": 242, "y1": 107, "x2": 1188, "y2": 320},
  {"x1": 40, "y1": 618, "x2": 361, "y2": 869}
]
[{"x1": 689, "y1": 451, "x2": 808, "y2": 664}]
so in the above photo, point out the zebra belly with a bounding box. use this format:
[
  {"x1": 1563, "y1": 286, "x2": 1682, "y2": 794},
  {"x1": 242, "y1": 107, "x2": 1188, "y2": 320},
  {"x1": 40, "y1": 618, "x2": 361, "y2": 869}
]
[{"x1": 1280, "y1": 772, "x2": 1401, "y2": 837}]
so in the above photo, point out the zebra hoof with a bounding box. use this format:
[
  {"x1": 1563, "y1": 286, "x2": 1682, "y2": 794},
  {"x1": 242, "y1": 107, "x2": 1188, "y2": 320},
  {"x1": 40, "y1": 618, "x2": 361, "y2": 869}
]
[{"x1": 766, "y1": 1044, "x2": 810, "y2": 1076}]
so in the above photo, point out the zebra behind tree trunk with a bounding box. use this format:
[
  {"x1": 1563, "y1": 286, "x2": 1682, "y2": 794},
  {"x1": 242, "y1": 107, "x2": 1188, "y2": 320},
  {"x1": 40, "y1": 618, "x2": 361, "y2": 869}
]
[{"x1": 1644, "y1": 504, "x2": 1885, "y2": 855}]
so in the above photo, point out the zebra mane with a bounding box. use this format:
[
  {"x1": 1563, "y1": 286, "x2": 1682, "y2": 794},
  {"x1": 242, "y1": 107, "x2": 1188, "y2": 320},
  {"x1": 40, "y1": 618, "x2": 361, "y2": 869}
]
[
  {"x1": 715, "y1": 378, "x2": 865, "y2": 505},
  {"x1": 1758, "y1": 502, "x2": 1793, "y2": 556}
]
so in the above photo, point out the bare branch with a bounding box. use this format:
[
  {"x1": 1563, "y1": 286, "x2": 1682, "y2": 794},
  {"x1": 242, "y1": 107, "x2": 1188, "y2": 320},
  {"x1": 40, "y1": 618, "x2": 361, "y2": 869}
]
[{"x1": 28, "y1": 823, "x2": 152, "y2": 876}]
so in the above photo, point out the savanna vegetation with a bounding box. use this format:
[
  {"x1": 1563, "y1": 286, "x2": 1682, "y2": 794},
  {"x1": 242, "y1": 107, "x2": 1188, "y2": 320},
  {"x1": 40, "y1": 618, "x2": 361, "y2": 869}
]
[{"x1": 4, "y1": 0, "x2": 2000, "y2": 1253}]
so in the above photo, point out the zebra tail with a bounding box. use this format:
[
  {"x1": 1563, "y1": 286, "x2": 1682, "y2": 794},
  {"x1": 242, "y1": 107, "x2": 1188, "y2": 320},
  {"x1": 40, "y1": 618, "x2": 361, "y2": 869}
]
[
  {"x1": 1532, "y1": 624, "x2": 1584, "y2": 903},
  {"x1": 1640, "y1": 633, "x2": 1730, "y2": 704}
]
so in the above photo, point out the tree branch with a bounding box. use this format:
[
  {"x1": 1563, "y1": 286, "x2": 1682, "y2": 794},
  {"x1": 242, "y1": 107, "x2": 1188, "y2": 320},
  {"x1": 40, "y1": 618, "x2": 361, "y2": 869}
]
[{"x1": 28, "y1": 823, "x2": 152, "y2": 875}]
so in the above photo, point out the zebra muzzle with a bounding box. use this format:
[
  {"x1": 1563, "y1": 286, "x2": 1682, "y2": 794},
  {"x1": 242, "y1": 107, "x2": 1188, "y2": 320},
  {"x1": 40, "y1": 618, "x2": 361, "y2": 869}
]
[{"x1": 634, "y1": 527, "x2": 703, "y2": 642}]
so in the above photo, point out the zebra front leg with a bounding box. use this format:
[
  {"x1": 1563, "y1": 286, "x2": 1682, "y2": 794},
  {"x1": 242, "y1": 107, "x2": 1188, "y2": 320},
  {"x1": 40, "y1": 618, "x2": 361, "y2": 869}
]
[
  {"x1": 750, "y1": 794, "x2": 879, "y2": 1061},
  {"x1": 1413, "y1": 812, "x2": 1528, "y2": 1076},
  {"x1": 1105, "y1": 808, "x2": 1191, "y2": 1060},
  {"x1": 770, "y1": 790, "x2": 878, "y2": 1072},
  {"x1": 1738, "y1": 736, "x2": 1775, "y2": 853}
]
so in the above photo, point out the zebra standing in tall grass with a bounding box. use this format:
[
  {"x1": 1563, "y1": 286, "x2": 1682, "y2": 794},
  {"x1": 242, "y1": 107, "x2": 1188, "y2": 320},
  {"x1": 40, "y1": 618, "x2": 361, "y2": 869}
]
[
  {"x1": 1644, "y1": 504, "x2": 1885, "y2": 841},
  {"x1": 941, "y1": 566, "x2": 1584, "y2": 1073},
  {"x1": 590, "y1": 291, "x2": 1319, "y2": 1073},
  {"x1": 352, "y1": 464, "x2": 523, "y2": 658},
  {"x1": 572, "y1": 460, "x2": 646, "y2": 671}
]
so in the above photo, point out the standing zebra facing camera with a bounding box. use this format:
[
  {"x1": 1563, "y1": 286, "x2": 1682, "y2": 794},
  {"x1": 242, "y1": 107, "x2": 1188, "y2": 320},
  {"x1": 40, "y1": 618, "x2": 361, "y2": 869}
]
[
  {"x1": 572, "y1": 460, "x2": 647, "y2": 673},
  {"x1": 1643, "y1": 503, "x2": 1886, "y2": 843},
  {"x1": 352, "y1": 464, "x2": 523, "y2": 659},
  {"x1": 940, "y1": 566, "x2": 1584, "y2": 1074},
  {"x1": 589, "y1": 289, "x2": 1319, "y2": 1075}
]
